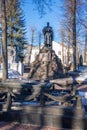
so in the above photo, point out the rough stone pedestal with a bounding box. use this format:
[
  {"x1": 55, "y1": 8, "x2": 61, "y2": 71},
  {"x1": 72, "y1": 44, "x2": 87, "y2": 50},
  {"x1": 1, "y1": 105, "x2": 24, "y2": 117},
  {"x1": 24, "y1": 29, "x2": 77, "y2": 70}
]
[{"x1": 29, "y1": 46, "x2": 64, "y2": 80}]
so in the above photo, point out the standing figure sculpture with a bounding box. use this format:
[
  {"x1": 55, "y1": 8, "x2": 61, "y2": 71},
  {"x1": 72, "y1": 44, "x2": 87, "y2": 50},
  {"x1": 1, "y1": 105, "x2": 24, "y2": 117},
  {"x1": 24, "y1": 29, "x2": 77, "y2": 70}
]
[{"x1": 42, "y1": 22, "x2": 53, "y2": 49}]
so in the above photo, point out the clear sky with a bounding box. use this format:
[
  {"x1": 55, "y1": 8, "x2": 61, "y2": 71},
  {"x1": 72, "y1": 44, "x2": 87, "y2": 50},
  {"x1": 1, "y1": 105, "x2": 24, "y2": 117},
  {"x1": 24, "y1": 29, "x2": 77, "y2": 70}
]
[{"x1": 21, "y1": 0, "x2": 63, "y2": 45}]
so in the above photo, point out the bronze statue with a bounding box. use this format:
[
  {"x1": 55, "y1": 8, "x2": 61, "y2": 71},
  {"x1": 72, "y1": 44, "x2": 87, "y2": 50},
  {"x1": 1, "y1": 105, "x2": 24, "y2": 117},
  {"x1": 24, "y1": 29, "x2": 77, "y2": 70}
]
[{"x1": 42, "y1": 22, "x2": 53, "y2": 49}]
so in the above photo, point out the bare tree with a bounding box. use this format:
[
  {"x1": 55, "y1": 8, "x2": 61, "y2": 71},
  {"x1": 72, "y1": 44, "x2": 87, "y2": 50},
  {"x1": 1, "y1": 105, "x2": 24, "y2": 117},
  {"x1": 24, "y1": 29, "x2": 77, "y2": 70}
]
[
  {"x1": 84, "y1": 33, "x2": 87, "y2": 64},
  {"x1": 61, "y1": 0, "x2": 85, "y2": 70},
  {"x1": 1, "y1": 0, "x2": 8, "y2": 80},
  {"x1": 28, "y1": 28, "x2": 35, "y2": 65},
  {"x1": 38, "y1": 32, "x2": 41, "y2": 53},
  {"x1": 67, "y1": 24, "x2": 71, "y2": 64},
  {"x1": 72, "y1": 0, "x2": 77, "y2": 70},
  {"x1": 31, "y1": 0, "x2": 54, "y2": 17},
  {"x1": 61, "y1": 30, "x2": 65, "y2": 65}
]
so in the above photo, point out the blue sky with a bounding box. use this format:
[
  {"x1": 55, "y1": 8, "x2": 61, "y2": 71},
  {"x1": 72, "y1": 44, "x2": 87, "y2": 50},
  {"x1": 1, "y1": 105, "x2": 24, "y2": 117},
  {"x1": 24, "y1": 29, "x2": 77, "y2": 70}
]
[{"x1": 22, "y1": 0, "x2": 63, "y2": 45}]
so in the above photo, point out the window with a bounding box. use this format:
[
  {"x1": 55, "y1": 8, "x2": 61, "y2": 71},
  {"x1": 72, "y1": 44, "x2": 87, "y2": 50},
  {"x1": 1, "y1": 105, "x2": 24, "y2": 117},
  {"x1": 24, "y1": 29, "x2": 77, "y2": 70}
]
[{"x1": 58, "y1": 51, "x2": 61, "y2": 55}]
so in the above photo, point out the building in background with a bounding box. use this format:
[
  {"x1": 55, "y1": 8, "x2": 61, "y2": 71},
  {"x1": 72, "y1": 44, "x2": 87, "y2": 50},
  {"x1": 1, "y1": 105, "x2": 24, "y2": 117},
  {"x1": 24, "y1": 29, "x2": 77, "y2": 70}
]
[
  {"x1": 0, "y1": 39, "x2": 83, "y2": 74},
  {"x1": 23, "y1": 41, "x2": 73, "y2": 66},
  {"x1": 24, "y1": 44, "x2": 39, "y2": 66},
  {"x1": 52, "y1": 41, "x2": 73, "y2": 66}
]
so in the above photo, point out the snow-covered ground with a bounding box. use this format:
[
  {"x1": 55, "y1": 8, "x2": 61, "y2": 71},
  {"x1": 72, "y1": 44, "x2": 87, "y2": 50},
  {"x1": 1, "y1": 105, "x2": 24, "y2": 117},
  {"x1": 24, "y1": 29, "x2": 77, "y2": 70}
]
[
  {"x1": 75, "y1": 66, "x2": 87, "y2": 105},
  {"x1": 0, "y1": 69, "x2": 23, "y2": 80},
  {"x1": 75, "y1": 66, "x2": 87, "y2": 83},
  {"x1": 78, "y1": 91, "x2": 87, "y2": 105}
]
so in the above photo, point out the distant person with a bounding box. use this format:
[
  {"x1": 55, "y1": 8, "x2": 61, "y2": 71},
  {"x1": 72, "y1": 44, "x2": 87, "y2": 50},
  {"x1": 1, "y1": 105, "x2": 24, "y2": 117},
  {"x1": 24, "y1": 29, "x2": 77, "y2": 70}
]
[{"x1": 79, "y1": 55, "x2": 83, "y2": 66}]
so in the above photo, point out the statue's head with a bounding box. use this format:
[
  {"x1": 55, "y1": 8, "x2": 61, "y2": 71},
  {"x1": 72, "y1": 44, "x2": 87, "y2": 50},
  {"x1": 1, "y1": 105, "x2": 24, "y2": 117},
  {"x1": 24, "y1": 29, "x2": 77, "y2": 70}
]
[{"x1": 47, "y1": 22, "x2": 49, "y2": 27}]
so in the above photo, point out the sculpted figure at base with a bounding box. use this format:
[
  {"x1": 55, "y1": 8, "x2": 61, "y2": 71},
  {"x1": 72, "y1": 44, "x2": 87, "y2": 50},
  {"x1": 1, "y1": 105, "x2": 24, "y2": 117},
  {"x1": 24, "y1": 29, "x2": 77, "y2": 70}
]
[{"x1": 42, "y1": 22, "x2": 53, "y2": 49}]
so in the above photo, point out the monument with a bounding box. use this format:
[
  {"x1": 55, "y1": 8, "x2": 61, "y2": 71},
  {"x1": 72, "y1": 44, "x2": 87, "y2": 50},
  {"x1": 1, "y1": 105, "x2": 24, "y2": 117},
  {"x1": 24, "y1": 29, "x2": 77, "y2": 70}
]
[
  {"x1": 42, "y1": 22, "x2": 53, "y2": 50},
  {"x1": 28, "y1": 22, "x2": 64, "y2": 80},
  {"x1": 0, "y1": 23, "x2": 85, "y2": 129}
]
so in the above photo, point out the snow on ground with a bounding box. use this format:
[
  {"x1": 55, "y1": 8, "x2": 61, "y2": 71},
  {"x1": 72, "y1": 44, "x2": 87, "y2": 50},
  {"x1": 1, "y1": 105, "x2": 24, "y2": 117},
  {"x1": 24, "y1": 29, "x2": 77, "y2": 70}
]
[
  {"x1": 75, "y1": 66, "x2": 87, "y2": 82},
  {"x1": 78, "y1": 66, "x2": 87, "y2": 72},
  {"x1": 75, "y1": 66, "x2": 87, "y2": 105}
]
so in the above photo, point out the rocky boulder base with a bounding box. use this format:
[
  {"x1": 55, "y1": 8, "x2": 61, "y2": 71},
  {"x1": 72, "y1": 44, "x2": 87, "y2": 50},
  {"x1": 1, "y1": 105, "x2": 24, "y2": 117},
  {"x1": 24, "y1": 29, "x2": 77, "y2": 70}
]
[{"x1": 28, "y1": 46, "x2": 64, "y2": 80}]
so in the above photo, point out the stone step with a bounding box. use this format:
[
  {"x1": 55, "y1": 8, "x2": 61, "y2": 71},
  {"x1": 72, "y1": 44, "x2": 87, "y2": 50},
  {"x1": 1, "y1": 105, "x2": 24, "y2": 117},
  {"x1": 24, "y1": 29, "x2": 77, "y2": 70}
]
[{"x1": 0, "y1": 106, "x2": 86, "y2": 130}]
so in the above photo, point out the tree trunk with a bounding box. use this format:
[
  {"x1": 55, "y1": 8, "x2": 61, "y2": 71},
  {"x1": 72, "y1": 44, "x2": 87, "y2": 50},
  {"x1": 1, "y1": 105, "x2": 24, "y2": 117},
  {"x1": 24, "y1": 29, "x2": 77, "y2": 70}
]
[
  {"x1": 1, "y1": 0, "x2": 8, "y2": 80},
  {"x1": 67, "y1": 26, "x2": 70, "y2": 65},
  {"x1": 62, "y1": 30, "x2": 64, "y2": 65},
  {"x1": 84, "y1": 33, "x2": 87, "y2": 65},
  {"x1": 39, "y1": 32, "x2": 41, "y2": 53},
  {"x1": 72, "y1": 0, "x2": 76, "y2": 71},
  {"x1": 28, "y1": 29, "x2": 34, "y2": 66}
]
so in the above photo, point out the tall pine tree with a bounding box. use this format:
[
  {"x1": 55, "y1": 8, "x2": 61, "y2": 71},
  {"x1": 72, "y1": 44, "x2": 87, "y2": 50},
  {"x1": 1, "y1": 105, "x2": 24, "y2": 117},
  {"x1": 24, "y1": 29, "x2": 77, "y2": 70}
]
[{"x1": 6, "y1": 0, "x2": 26, "y2": 62}]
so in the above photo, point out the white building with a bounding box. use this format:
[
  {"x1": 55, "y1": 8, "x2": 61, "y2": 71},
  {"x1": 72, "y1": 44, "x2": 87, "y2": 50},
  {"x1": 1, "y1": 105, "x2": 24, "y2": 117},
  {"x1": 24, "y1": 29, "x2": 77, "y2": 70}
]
[
  {"x1": 0, "y1": 41, "x2": 74, "y2": 77},
  {"x1": 24, "y1": 45, "x2": 39, "y2": 65},
  {"x1": 53, "y1": 41, "x2": 73, "y2": 65},
  {"x1": 24, "y1": 41, "x2": 73, "y2": 66}
]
